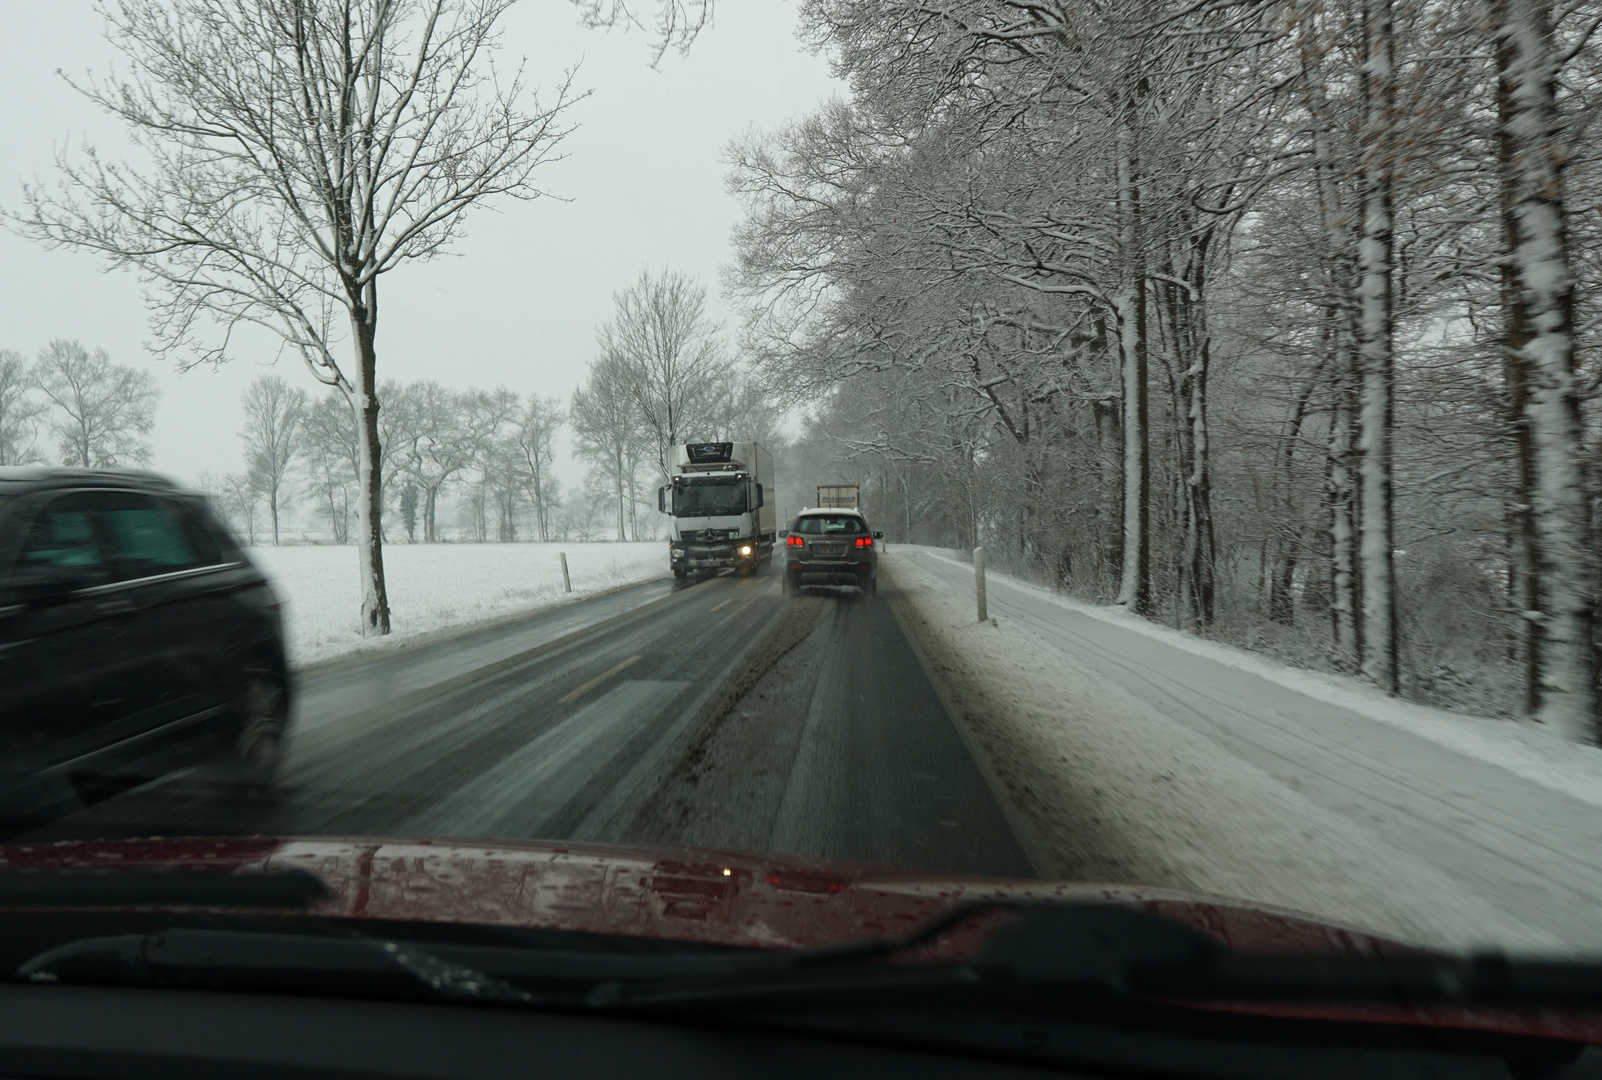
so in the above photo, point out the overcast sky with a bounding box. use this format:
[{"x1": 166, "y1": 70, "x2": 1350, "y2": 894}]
[{"x1": 0, "y1": 0, "x2": 840, "y2": 488}]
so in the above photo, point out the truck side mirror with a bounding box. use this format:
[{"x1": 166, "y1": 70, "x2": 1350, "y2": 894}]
[
  {"x1": 754, "y1": 484, "x2": 764, "y2": 508},
  {"x1": 657, "y1": 487, "x2": 667, "y2": 513}
]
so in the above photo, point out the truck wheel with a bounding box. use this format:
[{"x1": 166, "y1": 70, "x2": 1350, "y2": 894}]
[{"x1": 673, "y1": 565, "x2": 686, "y2": 579}]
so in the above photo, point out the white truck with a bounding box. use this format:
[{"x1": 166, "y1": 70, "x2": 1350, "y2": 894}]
[{"x1": 659, "y1": 442, "x2": 776, "y2": 578}]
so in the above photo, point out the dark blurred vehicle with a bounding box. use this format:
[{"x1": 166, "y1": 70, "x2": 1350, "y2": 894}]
[
  {"x1": 0, "y1": 835, "x2": 1596, "y2": 1079},
  {"x1": 0, "y1": 468, "x2": 288, "y2": 826},
  {"x1": 780, "y1": 508, "x2": 883, "y2": 597}
]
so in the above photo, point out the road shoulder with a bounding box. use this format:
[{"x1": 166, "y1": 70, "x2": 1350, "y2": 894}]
[{"x1": 881, "y1": 550, "x2": 1559, "y2": 952}]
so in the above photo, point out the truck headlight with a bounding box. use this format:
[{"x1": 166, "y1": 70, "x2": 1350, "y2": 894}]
[
  {"x1": 739, "y1": 545, "x2": 752, "y2": 556},
  {"x1": 671, "y1": 549, "x2": 683, "y2": 558}
]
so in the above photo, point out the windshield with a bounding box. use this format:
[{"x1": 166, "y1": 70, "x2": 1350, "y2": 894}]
[
  {"x1": 673, "y1": 478, "x2": 746, "y2": 518},
  {"x1": 2, "y1": 0, "x2": 1597, "y2": 1023}
]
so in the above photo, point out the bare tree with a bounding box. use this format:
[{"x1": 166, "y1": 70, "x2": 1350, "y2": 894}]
[
  {"x1": 514, "y1": 395, "x2": 565, "y2": 541},
  {"x1": 390, "y1": 383, "x2": 516, "y2": 541},
  {"x1": 219, "y1": 472, "x2": 261, "y2": 546},
  {"x1": 298, "y1": 390, "x2": 359, "y2": 544},
  {"x1": 571, "y1": 356, "x2": 648, "y2": 540},
  {"x1": 573, "y1": 0, "x2": 713, "y2": 64},
  {"x1": 1495, "y1": 0, "x2": 1598, "y2": 738},
  {"x1": 0, "y1": 350, "x2": 43, "y2": 466},
  {"x1": 598, "y1": 268, "x2": 736, "y2": 481},
  {"x1": 240, "y1": 375, "x2": 308, "y2": 546},
  {"x1": 12, "y1": 0, "x2": 580, "y2": 636},
  {"x1": 32, "y1": 340, "x2": 159, "y2": 468}
]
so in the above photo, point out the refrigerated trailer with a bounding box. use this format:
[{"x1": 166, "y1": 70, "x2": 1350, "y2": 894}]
[
  {"x1": 816, "y1": 484, "x2": 859, "y2": 510},
  {"x1": 659, "y1": 442, "x2": 776, "y2": 577}
]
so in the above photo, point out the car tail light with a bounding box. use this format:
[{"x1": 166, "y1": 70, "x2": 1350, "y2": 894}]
[
  {"x1": 854, "y1": 536, "x2": 873, "y2": 548},
  {"x1": 787, "y1": 535, "x2": 804, "y2": 547}
]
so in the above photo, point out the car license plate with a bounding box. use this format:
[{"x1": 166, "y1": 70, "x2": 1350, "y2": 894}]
[{"x1": 811, "y1": 542, "x2": 845, "y2": 557}]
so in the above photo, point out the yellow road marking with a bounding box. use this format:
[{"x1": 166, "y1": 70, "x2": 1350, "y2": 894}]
[
  {"x1": 709, "y1": 599, "x2": 734, "y2": 612},
  {"x1": 558, "y1": 655, "x2": 642, "y2": 704},
  {"x1": 712, "y1": 598, "x2": 756, "y2": 630}
]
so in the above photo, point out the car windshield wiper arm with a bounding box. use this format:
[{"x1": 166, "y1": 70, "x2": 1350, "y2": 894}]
[
  {"x1": 589, "y1": 902, "x2": 1602, "y2": 1014},
  {"x1": 0, "y1": 870, "x2": 329, "y2": 909},
  {"x1": 17, "y1": 928, "x2": 546, "y2": 1006},
  {"x1": 20, "y1": 903, "x2": 1602, "y2": 1015},
  {"x1": 14, "y1": 925, "x2": 814, "y2": 1005}
]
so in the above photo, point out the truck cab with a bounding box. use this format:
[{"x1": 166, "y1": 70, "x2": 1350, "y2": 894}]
[{"x1": 660, "y1": 442, "x2": 776, "y2": 577}]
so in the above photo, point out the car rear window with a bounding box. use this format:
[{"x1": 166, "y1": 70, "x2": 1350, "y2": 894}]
[{"x1": 796, "y1": 515, "x2": 865, "y2": 535}]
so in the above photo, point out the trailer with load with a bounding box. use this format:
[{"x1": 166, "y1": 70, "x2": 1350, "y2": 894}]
[
  {"x1": 659, "y1": 442, "x2": 775, "y2": 578},
  {"x1": 815, "y1": 483, "x2": 859, "y2": 510}
]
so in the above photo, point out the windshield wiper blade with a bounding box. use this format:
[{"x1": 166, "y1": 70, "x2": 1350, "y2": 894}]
[
  {"x1": 14, "y1": 926, "x2": 801, "y2": 1004},
  {"x1": 21, "y1": 902, "x2": 1602, "y2": 1015},
  {"x1": 17, "y1": 928, "x2": 541, "y2": 1006},
  {"x1": 0, "y1": 870, "x2": 329, "y2": 909},
  {"x1": 586, "y1": 901, "x2": 1215, "y2": 1011},
  {"x1": 589, "y1": 902, "x2": 1602, "y2": 1014}
]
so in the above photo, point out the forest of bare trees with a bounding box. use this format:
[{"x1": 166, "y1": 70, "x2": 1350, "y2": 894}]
[
  {"x1": 0, "y1": 340, "x2": 158, "y2": 469},
  {"x1": 201, "y1": 375, "x2": 569, "y2": 550},
  {"x1": 728, "y1": 0, "x2": 1602, "y2": 733}
]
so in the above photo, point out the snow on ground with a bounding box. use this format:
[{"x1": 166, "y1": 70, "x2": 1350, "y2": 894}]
[
  {"x1": 246, "y1": 542, "x2": 667, "y2": 670},
  {"x1": 886, "y1": 546, "x2": 1602, "y2": 953},
  {"x1": 921, "y1": 550, "x2": 1602, "y2": 811}
]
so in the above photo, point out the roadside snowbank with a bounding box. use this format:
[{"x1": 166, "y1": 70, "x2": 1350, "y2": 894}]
[
  {"x1": 886, "y1": 548, "x2": 1563, "y2": 952},
  {"x1": 922, "y1": 550, "x2": 1602, "y2": 811},
  {"x1": 246, "y1": 542, "x2": 666, "y2": 669}
]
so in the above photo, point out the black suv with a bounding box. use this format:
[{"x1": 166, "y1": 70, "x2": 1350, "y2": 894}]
[{"x1": 0, "y1": 469, "x2": 289, "y2": 827}]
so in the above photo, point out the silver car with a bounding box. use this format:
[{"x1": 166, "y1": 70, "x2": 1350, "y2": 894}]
[{"x1": 780, "y1": 509, "x2": 882, "y2": 597}]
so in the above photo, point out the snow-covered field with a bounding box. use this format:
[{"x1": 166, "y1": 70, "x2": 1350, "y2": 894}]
[
  {"x1": 886, "y1": 546, "x2": 1602, "y2": 953},
  {"x1": 245, "y1": 542, "x2": 667, "y2": 669}
]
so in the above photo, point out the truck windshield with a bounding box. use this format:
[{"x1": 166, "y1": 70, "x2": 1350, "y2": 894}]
[{"x1": 673, "y1": 479, "x2": 746, "y2": 517}]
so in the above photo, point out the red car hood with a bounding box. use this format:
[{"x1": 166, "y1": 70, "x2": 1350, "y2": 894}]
[{"x1": 0, "y1": 833, "x2": 1596, "y2": 1046}]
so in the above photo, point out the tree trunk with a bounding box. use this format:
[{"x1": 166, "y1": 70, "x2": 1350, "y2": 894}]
[
  {"x1": 1498, "y1": 21, "x2": 1541, "y2": 715},
  {"x1": 1497, "y1": 0, "x2": 1597, "y2": 739},
  {"x1": 1328, "y1": 375, "x2": 1361, "y2": 665},
  {"x1": 349, "y1": 293, "x2": 391, "y2": 637},
  {"x1": 1115, "y1": 123, "x2": 1151, "y2": 615},
  {"x1": 270, "y1": 479, "x2": 281, "y2": 546},
  {"x1": 1303, "y1": 24, "x2": 1363, "y2": 668},
  {"x1": 532, "y1": 460, "x2": 547, "y2": 542},
  {"x1": 1357, "y1": 0, "x2": 1397, "y2": 693},
  {"x1": 615, "y1": 445, "x2": 627, "y2": 542}
]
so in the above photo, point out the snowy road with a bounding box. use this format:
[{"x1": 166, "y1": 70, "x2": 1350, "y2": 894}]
[
  {"x1": 903, "y1": 549, "x2": 1602, "y2": 951},
  {"x1": 29, "y1": 567, "x2": 1033, "y2": 879}
]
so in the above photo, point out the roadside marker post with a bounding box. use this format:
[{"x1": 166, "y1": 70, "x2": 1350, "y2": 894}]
[
  {"x1": 974, "y1": 546, "x2": 987, "y2": 622},
  {"x1": 560, "y1": 552, "x2": 571, "y2": 593}
]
